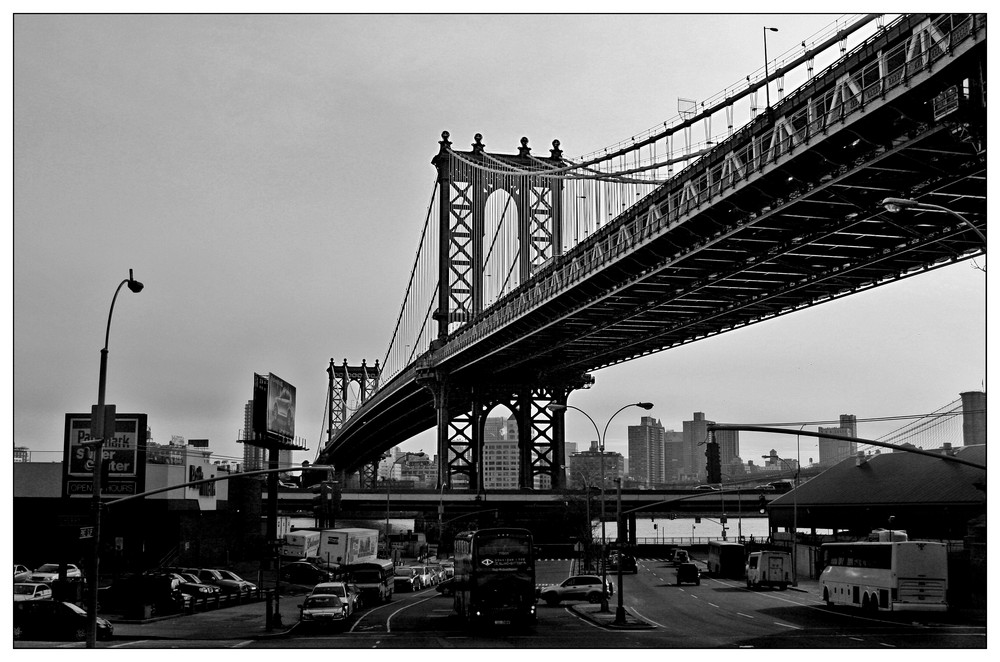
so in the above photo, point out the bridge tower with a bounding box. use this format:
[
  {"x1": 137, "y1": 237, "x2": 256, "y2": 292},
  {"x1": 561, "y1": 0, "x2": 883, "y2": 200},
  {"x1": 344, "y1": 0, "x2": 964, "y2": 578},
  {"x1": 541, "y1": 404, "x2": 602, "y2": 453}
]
[
  {"x1": 424, "y1": 132, "x2": 584, "y2": 492},
  {"x1": 327, "y1": 358, "x2": 381, "y2": 488}
]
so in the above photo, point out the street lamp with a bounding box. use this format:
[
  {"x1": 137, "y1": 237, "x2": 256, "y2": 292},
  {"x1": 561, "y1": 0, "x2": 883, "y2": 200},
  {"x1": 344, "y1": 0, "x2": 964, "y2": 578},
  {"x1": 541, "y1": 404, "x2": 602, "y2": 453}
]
[
  {"x1": 613, "y1": 477, "x2": 627, "y2": 625},
  {"x1": 87, "y1": 269, "x2": 143, "y2": 648},
  {"x1": 881, "y1": 197, "x2": 986, "y2": 247},
  {"x1": 762, "y1": 454, "x2": 798, "y2": 587},
  {"x1": 547, "y1": 401, "x2": 653, "y2": 613},
  {"x1": 763, "y1": 26, "x2": 779, "y2": 109}
]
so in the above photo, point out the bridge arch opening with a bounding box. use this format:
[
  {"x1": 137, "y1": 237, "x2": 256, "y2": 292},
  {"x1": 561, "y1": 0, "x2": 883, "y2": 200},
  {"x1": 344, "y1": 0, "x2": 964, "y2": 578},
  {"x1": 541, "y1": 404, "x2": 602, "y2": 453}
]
[{"x1": 482, "y1": 188, "x2": 520, "y2": 308}]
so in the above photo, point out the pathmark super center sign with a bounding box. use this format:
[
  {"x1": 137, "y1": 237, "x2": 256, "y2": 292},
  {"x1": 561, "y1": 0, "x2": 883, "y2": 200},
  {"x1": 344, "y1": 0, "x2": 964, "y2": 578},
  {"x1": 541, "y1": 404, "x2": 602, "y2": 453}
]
[{"x1": 63, "y1": 413, "x2": 147, "y2": 498}]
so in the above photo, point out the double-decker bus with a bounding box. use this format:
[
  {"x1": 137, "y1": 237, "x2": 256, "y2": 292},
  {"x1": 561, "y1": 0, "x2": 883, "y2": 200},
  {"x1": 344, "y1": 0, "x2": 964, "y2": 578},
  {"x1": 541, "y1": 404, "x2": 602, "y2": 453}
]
[
  {"x1": 707, "y1": 540, "x2": 745, "y2": 579},
  {"x1": 452, "y1": 528, "x2": 536, "y2": 626},
  {"x1": 820, "y1": 538, "x2": 948, "y2": 612}
]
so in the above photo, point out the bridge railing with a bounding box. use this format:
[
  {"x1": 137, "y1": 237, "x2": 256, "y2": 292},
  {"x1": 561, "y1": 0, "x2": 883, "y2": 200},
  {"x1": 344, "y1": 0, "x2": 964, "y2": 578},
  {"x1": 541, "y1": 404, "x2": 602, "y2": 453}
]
[{"x1": 439, "y1": 13, "x2": 983, "y2": 365}]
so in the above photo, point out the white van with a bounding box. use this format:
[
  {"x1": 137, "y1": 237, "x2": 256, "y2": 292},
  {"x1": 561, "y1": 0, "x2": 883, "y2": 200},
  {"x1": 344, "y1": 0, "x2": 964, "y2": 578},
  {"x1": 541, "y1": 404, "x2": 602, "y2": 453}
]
[{"x1": 745, "y1": 551, "x2": 792, "y2": 590}]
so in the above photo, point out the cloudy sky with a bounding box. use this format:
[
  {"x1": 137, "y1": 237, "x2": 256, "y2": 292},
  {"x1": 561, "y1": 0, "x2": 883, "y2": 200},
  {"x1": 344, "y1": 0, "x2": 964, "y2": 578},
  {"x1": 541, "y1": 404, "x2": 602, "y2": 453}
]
[{"x1": 12, "y1": 12, "x2": 986, "y2": 475}]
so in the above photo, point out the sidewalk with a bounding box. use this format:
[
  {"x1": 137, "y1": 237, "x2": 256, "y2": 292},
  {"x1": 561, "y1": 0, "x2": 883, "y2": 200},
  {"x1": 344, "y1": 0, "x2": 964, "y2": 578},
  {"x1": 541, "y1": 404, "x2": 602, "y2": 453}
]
[{"x1": 111, "y1": 599, "x2": 297, "y2": 641}]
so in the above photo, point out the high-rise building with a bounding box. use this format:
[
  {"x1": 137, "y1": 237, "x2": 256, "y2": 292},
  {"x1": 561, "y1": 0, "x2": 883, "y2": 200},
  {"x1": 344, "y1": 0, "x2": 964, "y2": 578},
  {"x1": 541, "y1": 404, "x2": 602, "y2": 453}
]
[
  {"x1": 818, "y1": 414, "x2": 857, "y2": 466},
  {"x1": 628, "y1": 416, "x2": 665, "y2": 487},
  {"x1": 663, "y1": 430, "x2": 685, "y2": 482},
  {"x1": 568, "y1": 449, "x2": 623, "y2": 489},
  {"x1": 715, "y1": 428, "x2": 740, "y2": 476},
  {"x1": 483, "y1": 415, "x2": 519, "y2": 490},
  {"x1": 683, "y1": 412, "x2": 714, "y2": 480},
  {"x1": 960, "y1": 391, "x2": 986, "y2": 445}
]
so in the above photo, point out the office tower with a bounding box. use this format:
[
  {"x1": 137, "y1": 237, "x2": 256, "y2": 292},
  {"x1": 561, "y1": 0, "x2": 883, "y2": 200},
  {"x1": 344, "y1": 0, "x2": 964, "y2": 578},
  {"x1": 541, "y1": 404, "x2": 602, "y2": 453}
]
[
  {"x1": 683, "y1": 412, "x2": 713, "y2": 479},
  {"x1": 483, "y1": 415, "x2": 519, "y2": 490},
  {"x1": 818, "y1": 414, "x2": 858, "y2": 466},
  {"x1": 628, "y1": 415, "x2": 665, "y2": 487}
]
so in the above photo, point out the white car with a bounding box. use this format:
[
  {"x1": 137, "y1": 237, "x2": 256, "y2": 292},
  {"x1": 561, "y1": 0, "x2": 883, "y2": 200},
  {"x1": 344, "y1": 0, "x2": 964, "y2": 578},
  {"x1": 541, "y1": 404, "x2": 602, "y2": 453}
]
[
  {"x1": 14, "y1": 583, "x2": 53, "y2": 602},
  {"x1": 14, "y1": 565, "x2": 31, "y2": 582},
  {"x1": 29, "y1": 563, "x2": 82, "y2": 583}
]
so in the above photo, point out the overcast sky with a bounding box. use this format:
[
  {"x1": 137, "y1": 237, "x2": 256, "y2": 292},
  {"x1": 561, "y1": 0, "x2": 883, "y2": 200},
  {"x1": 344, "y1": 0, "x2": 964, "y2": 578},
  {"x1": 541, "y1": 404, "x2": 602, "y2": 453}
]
[{"x1": 12, "y1": 12, "x2": 987, "y2": 475}]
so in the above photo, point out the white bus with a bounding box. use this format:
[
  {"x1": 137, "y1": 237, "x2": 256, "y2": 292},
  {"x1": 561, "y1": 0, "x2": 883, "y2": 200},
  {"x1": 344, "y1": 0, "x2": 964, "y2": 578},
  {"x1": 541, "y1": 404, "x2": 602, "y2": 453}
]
[{"x1": 819, "y1": 538, "x2": 948, "y2": 612}]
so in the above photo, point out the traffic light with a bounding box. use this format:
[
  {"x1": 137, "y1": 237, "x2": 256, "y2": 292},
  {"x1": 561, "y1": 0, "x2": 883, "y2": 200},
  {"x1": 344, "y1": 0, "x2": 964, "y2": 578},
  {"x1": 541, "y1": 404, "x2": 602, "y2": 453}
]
[
  {"x1": 705, "y1": 441, "x2": 721, "y2": 484},
  {"x1": 758, "y1": 494, "x2": 768, "y2": 514}
]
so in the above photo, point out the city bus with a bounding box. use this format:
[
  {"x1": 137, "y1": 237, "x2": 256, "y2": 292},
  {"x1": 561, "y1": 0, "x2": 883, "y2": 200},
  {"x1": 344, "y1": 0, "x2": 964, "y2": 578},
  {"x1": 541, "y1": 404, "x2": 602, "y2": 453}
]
[
  {"x1": 820, "y1": 537, "x2": 948, "y2": 612},
  {"x1": 345, "y1": 558, "x2": 395, "y2": 604},
  {"x1": 707, "y1": 540, "x2": 746, "y2": 579},
  {"x1": 452, "y1": 528, "x2": 536, "y2": 627}
]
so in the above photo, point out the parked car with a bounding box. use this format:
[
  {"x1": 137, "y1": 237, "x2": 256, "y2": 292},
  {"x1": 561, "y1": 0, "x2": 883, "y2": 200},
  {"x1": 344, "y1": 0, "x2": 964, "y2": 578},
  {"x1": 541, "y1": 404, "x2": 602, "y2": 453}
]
[
  {"x1": 14, "y1": 582, "x2": 53, "y2": 602},
  {"x1": 393, "y1": 566, "x2": 422, "y2": 592},
  {"x1": 280, "y1": 561, "x2": 336, "y2": 585},
  {"x1": 298, "y1": 593, "x2": 350, "y2": 629},
  {"x1": 411, "y1": 565, "x2": 435, "y2": 588},
  {"x1": 173, "y1": 572, "x2": 222, "y2": 597},
  {"x1": 537, "y1": 575, "x2": 612, "y2": 606},
  {"x1": 608, "y1": 552, "x2": 638, "y2": 574},
  {"x1": 695, "y1": 485, "x2": 719, "y2": 491},
  {"x1": 427, "y1": 564, "x2": 447, "y2": 584},
  {"x1": 676, "y1": 562, "x2": 701, "y2": 586},
  {"x1": 309, "y1": 581, "x2": 361, "y2": 614},
  {"x1": 196, "y1": 568, "x2": 257, "y2": 594},
  {"x1": 14, "y1": 565, "x2": 31, "y2": 582},
  {"x1": 29, "y1": 563, "x2": 82, "y2": 584},
  {"x1": 440, "y1": 560, "x2": 455, "y2": 578},
  {"x1": 13, "y1": 600, "x2": 113, "y2": 641}
]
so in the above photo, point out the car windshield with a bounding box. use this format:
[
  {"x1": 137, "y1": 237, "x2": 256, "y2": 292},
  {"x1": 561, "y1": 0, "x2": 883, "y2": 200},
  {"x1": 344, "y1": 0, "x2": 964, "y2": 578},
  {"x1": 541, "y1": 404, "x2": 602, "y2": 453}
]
[
  {"x1": 394, "y1": 568, "x2": 414, "y2": 577},
  {"x1": 305, "y1": 595, "x2": 342, "y2": 608},
  {"x1": 14, "y1": 585, "x2": 37, "y2": 595},
  {"x1": 35, "y1": 564, "x2": 59, "y2": 573},
  {"x1": 218, "y1": 570, "x2": 242, "y2": 581},
  {"x1": 180, "y1": 574, "x2": 200, "y2": 583},
  {"x1": 315, "y1": 585, "x2": 346, "y2": 597}
]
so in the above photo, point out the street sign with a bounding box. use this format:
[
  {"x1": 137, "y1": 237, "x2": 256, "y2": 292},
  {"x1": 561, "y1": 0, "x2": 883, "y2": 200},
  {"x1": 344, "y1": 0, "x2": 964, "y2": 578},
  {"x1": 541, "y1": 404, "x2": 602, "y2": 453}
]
[{"x1": 79, "y1": 526, "x2": 95, "y2": 539}]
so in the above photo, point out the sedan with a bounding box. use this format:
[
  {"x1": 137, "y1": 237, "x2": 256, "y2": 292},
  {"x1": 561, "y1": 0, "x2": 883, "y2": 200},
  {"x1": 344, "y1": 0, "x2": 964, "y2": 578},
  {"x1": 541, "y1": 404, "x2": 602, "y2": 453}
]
[
  {"x1": 196, "y1": 568, "x2": 257, "y2": 594},
  {"x1": 281, "y1": 561, "x2": 336, "y2": 585},
  {"x1": 393, "y1": 566, "x2": 421, "y2": 592},
  {"x1": 14, "y1": 600, "x2": 113, "y2": 641},
  {"x1": 309, "y1": 582, "x2": 361, "y2": 614},
  {"x1": 29, "y1": 563, "x2": 82, "y2": 584},
  {"x1": 14, "y1": 582, "x2": 53, "y2": 602},
  {"x1": 174, "y1": 572, "x2": 222, "y2": 597},
  {"x1": 298, "y1": 594, "x2": 350, "y2": 630}
]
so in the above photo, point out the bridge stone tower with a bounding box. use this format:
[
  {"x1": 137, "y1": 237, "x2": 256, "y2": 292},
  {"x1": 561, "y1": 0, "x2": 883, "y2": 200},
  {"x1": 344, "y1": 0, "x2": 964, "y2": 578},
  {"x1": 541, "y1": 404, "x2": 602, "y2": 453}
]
[
  {"x1": 327, "y1": 358, "x2": 381, "y2": 488},
  {"x1": 425, "y1": 132, "x2": 584, "y2": 491}
]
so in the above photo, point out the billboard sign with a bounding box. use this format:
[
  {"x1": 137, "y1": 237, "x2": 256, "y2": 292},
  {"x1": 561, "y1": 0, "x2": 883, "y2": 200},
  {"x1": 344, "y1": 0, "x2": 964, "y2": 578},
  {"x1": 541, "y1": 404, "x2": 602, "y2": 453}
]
[
  {"x1": 63, "y1": 413, "x2": 148, "y2": 499},
  {"x1": 265, "y1": 373, "x2": 295, "y2": 439}
]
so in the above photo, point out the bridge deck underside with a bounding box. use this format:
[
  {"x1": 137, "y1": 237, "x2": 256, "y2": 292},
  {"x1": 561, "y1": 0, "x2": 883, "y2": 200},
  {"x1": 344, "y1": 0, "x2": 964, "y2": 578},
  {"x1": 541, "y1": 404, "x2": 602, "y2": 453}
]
[{"x1": 325, "y1": 23, "x2": 985, "y2": 473}]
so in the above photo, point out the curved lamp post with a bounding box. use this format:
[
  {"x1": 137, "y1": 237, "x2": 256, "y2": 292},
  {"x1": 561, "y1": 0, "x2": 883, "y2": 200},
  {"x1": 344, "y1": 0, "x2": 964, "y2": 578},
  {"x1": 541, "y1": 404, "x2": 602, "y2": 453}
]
[
  {"x1": 881, "y1": 197, "x2": 986, "y2": 247},
  {"x1": 547, "y1": 401, "x2": 653, "y2": 616},
  {"x1": 87, "y1": 269, "x2": 143, "y2": 648}
]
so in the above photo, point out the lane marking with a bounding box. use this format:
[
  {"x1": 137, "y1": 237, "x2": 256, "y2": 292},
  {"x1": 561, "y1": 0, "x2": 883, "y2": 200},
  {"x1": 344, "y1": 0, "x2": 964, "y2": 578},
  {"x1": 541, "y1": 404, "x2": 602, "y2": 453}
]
[
  {"x1": 849, "y1": 637, "x2": 864, "y2": 642},
  {"x1": 229, "y1": 640, "x2": 253, "y2": 648},
  {"x1": 879, "y1": 643, "x2": 896, "y2": 648},
  {"x1": 708, "y1": 602, "x2": 720, "y2": 609},
  {"x1": 775, "y1": 622, "x2": 802, "y2": 630},
  {"x1": 627, "y1": 605, "x2": 666, "y2": 629},
  {"x1": 736, "y1": 612, "x2": 755, "y2": 619},
  {"x1": 386, "y1": 595, "x2": 435, "y2": 633},
  {"x1": 110, "y1": 640, "x2": 150, "y2": 648}
]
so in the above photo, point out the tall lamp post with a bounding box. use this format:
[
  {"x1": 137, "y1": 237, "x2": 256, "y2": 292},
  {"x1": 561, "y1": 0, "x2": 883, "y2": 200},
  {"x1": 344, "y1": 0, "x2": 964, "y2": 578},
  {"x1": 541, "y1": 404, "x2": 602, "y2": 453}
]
[
  {"x1": 547, "y1": 401, "x2": 653, "y2": 613},
  {"x1": 763, "y1": 26, "x2": 779, "y2": 110},
  {"x1": 86, "y1": 269, "x2": 143, "y2": 648},
  {"x1": 762, "y1": 454, "x2": 799, "y2": 587}
]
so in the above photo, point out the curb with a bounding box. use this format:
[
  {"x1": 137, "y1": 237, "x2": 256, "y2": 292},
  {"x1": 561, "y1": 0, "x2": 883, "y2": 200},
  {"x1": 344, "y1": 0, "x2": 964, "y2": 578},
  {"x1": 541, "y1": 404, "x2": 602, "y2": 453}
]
[{"x1": 567, "y1": 605, "x2": 656, "y2": 630}]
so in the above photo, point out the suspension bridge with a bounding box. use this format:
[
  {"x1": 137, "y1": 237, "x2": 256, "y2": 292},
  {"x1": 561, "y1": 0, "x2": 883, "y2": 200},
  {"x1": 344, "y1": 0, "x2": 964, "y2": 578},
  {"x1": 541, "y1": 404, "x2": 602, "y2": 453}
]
[{"x1": 317, "y1": 13, "x2": 986, "y2": 491}]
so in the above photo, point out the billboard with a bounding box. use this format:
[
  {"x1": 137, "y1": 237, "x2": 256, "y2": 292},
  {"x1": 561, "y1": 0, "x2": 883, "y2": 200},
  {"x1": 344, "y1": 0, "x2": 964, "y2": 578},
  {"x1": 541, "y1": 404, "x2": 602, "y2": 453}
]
[
  {"x1": 63, "y1": 413, "x2": 148, "y2": 499},
  {"x1": 264, "y1": 372, "x2": 295, "y2": 439}
]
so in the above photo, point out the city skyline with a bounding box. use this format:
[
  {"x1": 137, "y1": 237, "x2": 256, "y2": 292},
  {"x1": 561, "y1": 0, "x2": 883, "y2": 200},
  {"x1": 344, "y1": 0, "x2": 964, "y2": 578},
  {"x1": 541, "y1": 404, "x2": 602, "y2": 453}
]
[{"x1": 12, "y1": 13, "x2": 985, "y2": 477}]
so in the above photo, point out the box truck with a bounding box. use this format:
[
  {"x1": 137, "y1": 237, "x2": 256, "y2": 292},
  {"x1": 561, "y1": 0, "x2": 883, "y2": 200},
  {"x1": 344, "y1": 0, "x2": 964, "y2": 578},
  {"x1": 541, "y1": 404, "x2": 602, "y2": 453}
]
[
  {"x1": 282, "y1": 530, "x2": 321, "y2": 559},
  {"x1": 312, "y1": 528, "x2": 379, "y2": 567},
  {"x1": 745, "y1": 551, "x2": 792, "y2": 590}
]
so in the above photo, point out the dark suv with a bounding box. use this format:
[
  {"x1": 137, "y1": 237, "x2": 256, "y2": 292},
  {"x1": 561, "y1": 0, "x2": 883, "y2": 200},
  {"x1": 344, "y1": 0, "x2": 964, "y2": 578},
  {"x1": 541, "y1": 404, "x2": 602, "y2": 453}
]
[
  {"x1": 676, "y1": 562, "x2": 701, "y2": 585},
  {"x1": 608, "y1": 552, "x2": 638, "y2": 574}
]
